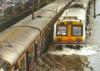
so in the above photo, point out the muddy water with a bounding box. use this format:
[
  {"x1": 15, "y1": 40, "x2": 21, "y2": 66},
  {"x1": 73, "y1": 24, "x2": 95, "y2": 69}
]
[
  {"x1": 32, "y1": 44, "x2": 96, "y2": 71},
  {"x1": 32, "y1": 53, "x2": 92, "y2": 71},
  {"x1": 32, "y1": 45, "x2": 97, "y2": 71}
]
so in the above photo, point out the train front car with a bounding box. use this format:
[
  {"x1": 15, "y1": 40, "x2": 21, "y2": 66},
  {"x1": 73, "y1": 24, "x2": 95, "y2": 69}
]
[
  {"x1": 54, "y1": 17, "x2": 85, "y2": 48},
  {"x1": 53, "y1": 0, "x2": 90, "y2": 48}
]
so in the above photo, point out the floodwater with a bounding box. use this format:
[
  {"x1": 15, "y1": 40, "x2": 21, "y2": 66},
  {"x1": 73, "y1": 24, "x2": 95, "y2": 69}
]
[
  {"x1": 48, "y1": 0, "x2": 100, "y2": 71},
  {"x1": 32, "y1": 0, "x2": 100, "y2": 71},
  {"x1": 48, "y1": 0, "x2": 100, "y2": 70},
  {"x1": 48, "y1": 46, "x2": 97, "y2": 56},
  {"x1": 85, "y1": 0, "x2": 100, "y2": 71}
]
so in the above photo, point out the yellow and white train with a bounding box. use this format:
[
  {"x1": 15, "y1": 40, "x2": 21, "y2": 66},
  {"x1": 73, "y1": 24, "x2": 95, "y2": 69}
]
[{"x1": 53, "y1": 0, "x2": 93, "y2": 48}]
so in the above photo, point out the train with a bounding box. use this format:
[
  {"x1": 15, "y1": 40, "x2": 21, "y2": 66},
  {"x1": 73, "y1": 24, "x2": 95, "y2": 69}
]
[
  {"x1": 53, "y1": 0, "x2": 93, "y2": 48},
  {"x1": 0, "y1": 10, "x2": 50, "y2": 71},
  {"x1": 0, "y1": 0, "x2": 73, "y2": 71}
]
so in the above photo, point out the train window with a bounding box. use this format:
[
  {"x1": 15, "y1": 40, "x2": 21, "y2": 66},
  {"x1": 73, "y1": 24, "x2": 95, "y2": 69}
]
[
  {"x1": 72, "y1": 26, "x2": 83, "y2": 36},
  {"x1": 56, "y1": 25, "x2": 67, "y2": 36},
  {"x1": 27, "y1": 47, "x2": 33, "y2": 63},
  {"x1": 19, "y1": 57, "x2": 26, "y2": 71}
]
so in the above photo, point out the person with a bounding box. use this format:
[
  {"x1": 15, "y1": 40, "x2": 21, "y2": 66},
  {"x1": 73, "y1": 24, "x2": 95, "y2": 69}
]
[
  {"x1": 34, "y1": 42, "x2": 37, "y2": 63},
  {"x1": 88, "y1": 27, "x2": 92, "y2": 36}
]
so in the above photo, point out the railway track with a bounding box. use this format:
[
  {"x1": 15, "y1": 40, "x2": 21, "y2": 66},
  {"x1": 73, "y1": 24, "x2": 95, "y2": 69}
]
[
  {"x1": 0, "y1": 9, "x2": 31, "y2": 32},
  {"x1": 0, "y1": 0, "x2": 54, "y2": 32}
]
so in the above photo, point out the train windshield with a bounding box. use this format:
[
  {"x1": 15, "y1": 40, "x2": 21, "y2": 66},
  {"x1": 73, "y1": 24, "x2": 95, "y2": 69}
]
[
  {"x1": 72, "y1": 26, "x2": 82, "y2": 36},
  {"x1": 56, "y1": 25, "x2": 67, "y2": 36}
]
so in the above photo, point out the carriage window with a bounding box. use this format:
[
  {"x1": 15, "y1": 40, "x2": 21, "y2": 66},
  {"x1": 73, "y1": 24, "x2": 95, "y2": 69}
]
[
  {"x1": 72, "y1": 26, "x2": 82, "y2": 36},
  {"x1": 56, "y1": 26, "x2": 67, "y2": 36},
  {"x1": 19, "y1": 57, "x2": 26, "y2": 71}
]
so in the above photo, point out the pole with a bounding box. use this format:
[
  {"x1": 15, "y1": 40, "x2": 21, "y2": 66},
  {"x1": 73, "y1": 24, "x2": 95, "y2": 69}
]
[
  {"x1": 94, "y1": 0, "x2": 96, "y2": 18},
  {"x1": 38, "y1": 0, "x2": 40, "y2": 9},
  {"x1": 32, "y1": 0, "x2": 34, "y2": 19}
]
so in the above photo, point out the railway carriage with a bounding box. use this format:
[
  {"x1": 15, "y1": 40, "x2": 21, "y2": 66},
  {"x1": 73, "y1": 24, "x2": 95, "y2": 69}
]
[
  {"x1": 0, "y1": 16, "x2": 52, "y2": 71},
  {"x1": 53, "y1": 0, "x2": 92, "y2": 48}
]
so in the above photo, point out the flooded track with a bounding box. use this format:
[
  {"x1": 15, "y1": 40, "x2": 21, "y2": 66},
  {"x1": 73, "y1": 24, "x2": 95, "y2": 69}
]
[
  {"x1": 32, "y1": 0, "x2": 100, "y2": 71},
  {"x1": 32, "y1": 53, "x2": 92, "y2": 71},
  {"x1": 32, "y1": 44, "x2": 95, "y2": 71}
]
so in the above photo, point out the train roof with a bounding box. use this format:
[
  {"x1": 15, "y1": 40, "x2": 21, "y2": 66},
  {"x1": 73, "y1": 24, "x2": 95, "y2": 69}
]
[
  {"x1": 12, "y1": 4, "x2": 56, "y2": 30},
  {"x1": 0, "y1": 27, "x2": 39, "y2": 65},
  {"x1": 69, "y1": 0, "x2": 90, "y2": 9},
  {"x1": 0, "y1": 0, "x2": 58, "y2": 65},
  {"x1": 60, "y1": 8, "x2": 86, "y2": 21},
  {"x1": 13, "y1": 17, "x2": 52, "y2": 31},
  {"x1": 0, "y1": 0, "x2": 57, "y2": 66}
]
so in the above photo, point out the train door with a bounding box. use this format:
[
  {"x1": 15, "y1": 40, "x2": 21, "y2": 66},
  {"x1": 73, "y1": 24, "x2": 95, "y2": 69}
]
[
  {"x1": 26, "y1": 45, "x2": 34, "y2": 71},
  {"x1": 14, "y1": 54, "x2": 26, "y2": 71},
  {"x1": 33, "y1": 42, "x2": 37, "y2": 63},
  {"x1": 17, "y1": 53, "x2": 26, "y2": 71},
  {"x1": 35, "y1": 37, "x2": 42, "y2": 58},
  {"x1": 41, "y1": 31, "x2": 46, "y2": 53}
]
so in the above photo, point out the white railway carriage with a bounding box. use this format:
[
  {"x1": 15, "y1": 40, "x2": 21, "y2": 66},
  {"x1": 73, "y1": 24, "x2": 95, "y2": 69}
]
[
  {"x1": 53, "y1": 0, "x2": 91, "y2": 48},
  {"x1": 0, "y1": 3, "x2": 53, "y2": 71},
  {"x1": 0, "y1": 16, "x2": 52, "y2": 71},
  {"x1": 0, "y1": 27, "x2": 40, "y2": 71}
]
